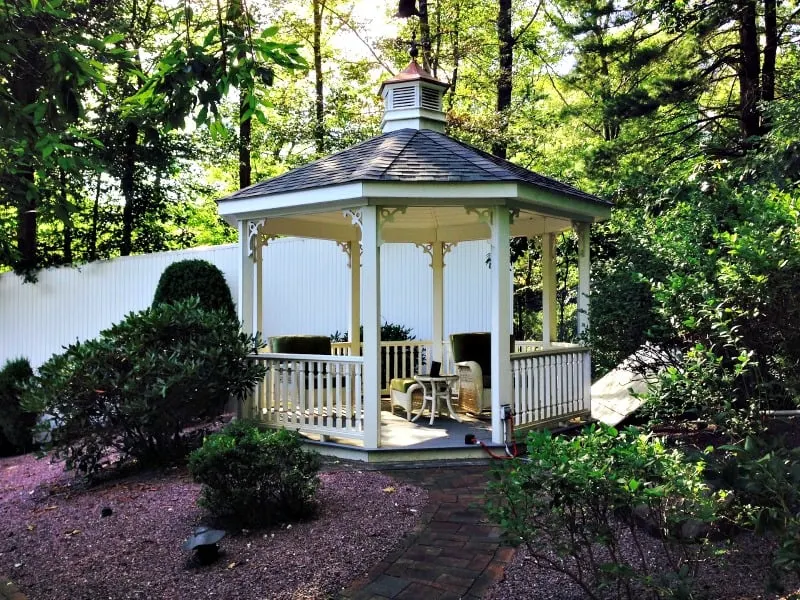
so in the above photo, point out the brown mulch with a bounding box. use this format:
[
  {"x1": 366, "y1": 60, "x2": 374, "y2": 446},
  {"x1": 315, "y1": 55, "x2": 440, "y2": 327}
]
[{"x1": 0, "y1": 453, "x2": 427, "y2": 600}]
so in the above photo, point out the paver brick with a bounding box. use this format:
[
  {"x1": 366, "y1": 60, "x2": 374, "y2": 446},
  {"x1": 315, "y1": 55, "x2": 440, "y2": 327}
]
[{"x1": 335, "y1": 464, "x2": 511, "y2": 600}]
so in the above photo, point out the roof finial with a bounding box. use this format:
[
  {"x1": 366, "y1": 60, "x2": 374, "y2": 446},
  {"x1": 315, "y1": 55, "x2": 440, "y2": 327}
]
[{"x1": 409, "y1": 30, "x2": 419, "y2": 61}]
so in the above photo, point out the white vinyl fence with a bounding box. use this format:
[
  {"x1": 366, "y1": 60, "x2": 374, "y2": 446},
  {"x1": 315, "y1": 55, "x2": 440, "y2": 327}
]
[{"x1": 0, "y1": 239, "x2": 495, "y2": 369}]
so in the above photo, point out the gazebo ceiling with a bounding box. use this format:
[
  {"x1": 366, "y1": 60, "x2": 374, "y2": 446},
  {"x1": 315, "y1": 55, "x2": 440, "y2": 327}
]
[
  {"x1": 252, "y1": 205, "x2": 575, "y2": 243},
  {"x1": 217, "y1": 128, "x2": 612, "y2": 243}
]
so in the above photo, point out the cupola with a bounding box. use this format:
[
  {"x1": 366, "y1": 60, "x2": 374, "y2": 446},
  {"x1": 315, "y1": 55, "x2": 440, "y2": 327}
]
[{"x1": 379, "y1": 59, "x2": 449, "y2": 133}]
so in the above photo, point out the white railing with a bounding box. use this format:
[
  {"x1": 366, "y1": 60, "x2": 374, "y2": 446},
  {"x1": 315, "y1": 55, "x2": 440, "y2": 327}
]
[
  {"x1": 331, "y1": 339, "x2": 556, "y2": 396},
  {"x1": 332, "y1": 341, "x2": 437, "y2": 395},
  {"x1": 510, "y1": 345, "x2": 591, "y2": 427},
  {"x1": 248, "y1": 353, "x2": 365, "y2": 442},
  {"x1": 331, "y1": 342, "x2": 351, "y2": 356}
]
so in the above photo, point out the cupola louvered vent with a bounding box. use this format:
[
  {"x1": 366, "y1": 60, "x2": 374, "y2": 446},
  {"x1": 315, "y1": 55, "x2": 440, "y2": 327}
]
[
  {"x1": 421, "y1": 87, "x2": 441, "y2": 111},
  {"x1": 391, "y1": 86, "x2": 416, "y2": 109},
  {"x1": 380, "y1": 61, "x2": 448, "y2": 132}
]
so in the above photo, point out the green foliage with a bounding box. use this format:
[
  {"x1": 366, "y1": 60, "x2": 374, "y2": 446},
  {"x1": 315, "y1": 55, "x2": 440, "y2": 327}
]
[
  {"x1": 23, "y1": 298, "x2": 264, "y2": 477},
  {"x1": 708, "y1": 434, "x2": 800, "y2": 588},
  {"x1": 330, "y1": 322, "x2": 415, "y2": 343},
  {"x1": 152, "y1": 259, "x2": 235, "y2": 319},
  {"x1": 638, "y1": 302, "x2": 764, "y2": 439},
  {"x1": 126, "y1": 5, "x2": 306, "y2": 132},
  {"x1": 188, "y1": 421, "x2": 320, "y2": 528},
  {"x1": 487, "y1": 425, "x2": 725, "y2": 600},
  {"x1": 0, "y1": 358, "x2": 36, "y2": 456}
]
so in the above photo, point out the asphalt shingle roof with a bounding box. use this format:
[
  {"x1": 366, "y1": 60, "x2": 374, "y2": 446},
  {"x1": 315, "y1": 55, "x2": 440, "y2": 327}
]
[{"x1": 221, "y1": 129, "x2": 609, "y2": 206}]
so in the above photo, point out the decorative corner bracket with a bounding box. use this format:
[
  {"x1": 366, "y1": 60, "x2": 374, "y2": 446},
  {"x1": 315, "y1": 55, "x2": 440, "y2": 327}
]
[
  {"x1": 247, "y1": 219, "x2": 277, "y2": 258},
  {"x1": 247, "y1": 220, "x2": 265, "y2": 256},
  {"x1": 343, "y1": 208, "x2": 363, "y2": 230},
  {"x1": 415, "y1": 241, "x2": 457, "y2": 268},
  {"x1": 464, "y1": 207, "x2": 492, "y2": 225},
  {"x1": 337, "y1": 240, "x2": 362, "y2": 268},
  {"x1": 379, "y1": 207, "x2": 406, "y2": 224}
]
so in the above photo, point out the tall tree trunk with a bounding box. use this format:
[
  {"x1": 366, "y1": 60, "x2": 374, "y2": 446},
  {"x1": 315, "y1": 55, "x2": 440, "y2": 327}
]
[
  {"x1": 239, "y1": 90, "x2": 252, "y2": 188},
  {"x1": 15, "y1": 173, "x2": 37, "y2": 272},
  {"x1": 761, "y1": 0, "x2": 777, "y2": 104},
  {"x1": 447, "y1": 2, "x2": 461, "y2": 113},
  {"x1": 432, "y1": 1, "x2": 441, "y2": 76},
  {"x1": 10, "y1": 69, "x2": 37, "y2": 271},
  {"x1": 494, "y1": 0, "x2": 513, "y2": 159},
  {"x1": 59, "y1": 168, "x2": 72, "y2": 264},
  {"x1": 313, "y1": 0, "x2": 325, "y2": 154},
  {"x1": 418, "y1": 0, "x2": 432, "y2": 72},
  {"x1": 89, "y1": 172, "x2": 101, "y2": 262},
  {"x1": 737, "y1": 0, "x2": 762, "y2": 142},
  {"x1": 120, "y1": 121, "x2": 138, "y2": 256}
]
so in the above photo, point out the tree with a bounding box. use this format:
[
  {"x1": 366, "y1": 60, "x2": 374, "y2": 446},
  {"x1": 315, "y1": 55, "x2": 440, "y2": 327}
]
[
  {"x1": 0, "y1": 0, "x2": 124, "y2": 275},
  {"x1": 652, "y1": 0, "x2": 800, "y2": 150},
  {"x1": 129, "y1": 0, "x2": 307, "y2": 190}
]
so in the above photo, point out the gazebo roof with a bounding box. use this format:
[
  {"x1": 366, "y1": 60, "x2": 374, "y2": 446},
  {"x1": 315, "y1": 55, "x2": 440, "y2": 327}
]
[{"x1": 221, "y1": 128, "x2": 609, "y2": 208}]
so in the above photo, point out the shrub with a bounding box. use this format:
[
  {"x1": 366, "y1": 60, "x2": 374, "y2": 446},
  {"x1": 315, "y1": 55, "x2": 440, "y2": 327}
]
[
  {"x1": 152, "y1": 259, "x2": 236, "y2": 319},
  {"x1": 23, "y1": 298, "x2": 265, "y2": 477},
  {"x1": 637, "y1": 303, "x2": 765, "y2": 440},
  {"x1": 188, "y1": 421, "x2": 320, "y2": 528},
  {"x1": 0, "y1": 357, "x2": 35, "y2": 456},
  {"x1": 487, "y1": 425, "x2": 725, "y2": 600},
  {"x1": 708, "y1": 435, "x2": 800, "y2": 591}
]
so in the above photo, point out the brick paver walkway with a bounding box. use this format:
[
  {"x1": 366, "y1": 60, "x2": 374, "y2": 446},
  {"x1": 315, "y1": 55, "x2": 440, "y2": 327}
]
[
  {"x1": 336, "y1": 462, "x2": 513, "y2": 600},
  {"x1": 0, "y1": 578, "x2": 25, "y2": 600}
]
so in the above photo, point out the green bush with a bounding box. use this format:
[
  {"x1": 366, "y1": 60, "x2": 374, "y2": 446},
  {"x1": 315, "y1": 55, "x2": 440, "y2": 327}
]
[
  {"x1": 188, "y1": 421, "x2": 320, "y2": 528},
  {"x1": 487, "y1": 425, "x2": 725, "y2": 600},
  {"x1": 23, "y1": 298, "x2": 264, "y2": 477},
  {"x1": 0, "y1": 357, "x2": 35, "y2": 456},
  {"x1": 152, "y1": 259, "x2": 236, "y2": 319},
  {"x1": 708, "y1": 435, "x2": 800, "y2": 590},
  {"x1": 638, "y1": 303, "x2": 765, "y2": 439}
]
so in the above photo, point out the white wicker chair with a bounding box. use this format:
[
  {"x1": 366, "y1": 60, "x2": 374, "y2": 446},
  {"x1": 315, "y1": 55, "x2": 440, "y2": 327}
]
[
  {"x1": 389, "y1": 380, "x2": 424, "y2": 420},
  {"x1": 454, "y1": 360, "x2": 491, "y2": 414}
]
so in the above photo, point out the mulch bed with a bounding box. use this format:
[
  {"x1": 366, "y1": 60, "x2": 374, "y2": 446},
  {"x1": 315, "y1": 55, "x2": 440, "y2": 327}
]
[{"x1": 0, "y1": 453, "x2": 427, "y2": 600}]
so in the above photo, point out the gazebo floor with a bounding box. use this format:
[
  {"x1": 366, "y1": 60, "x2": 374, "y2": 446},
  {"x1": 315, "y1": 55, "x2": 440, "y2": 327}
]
[{"x1": 299, "y1": 410, "x2": 513, "y2": 463}]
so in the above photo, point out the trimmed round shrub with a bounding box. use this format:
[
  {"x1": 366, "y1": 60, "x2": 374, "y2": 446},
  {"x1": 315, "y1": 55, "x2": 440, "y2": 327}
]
[
  {"x1": 189, "y1": 421, "x2": 320, "y2": 528},
  {"x1": 152, "y1": 259, "x2": 236, "y2": 319},
  {"x1": 24, "y1": 298, "x2": 265, "y2": 477},
  {"x1": 0, "y1": 357, "x2": 35, "y2": 456}
]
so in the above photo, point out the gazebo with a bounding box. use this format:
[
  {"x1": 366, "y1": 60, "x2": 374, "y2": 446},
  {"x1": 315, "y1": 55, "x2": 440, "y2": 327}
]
[{"x1": 217, "y1": 59, "x2": 611, "y2": 457}]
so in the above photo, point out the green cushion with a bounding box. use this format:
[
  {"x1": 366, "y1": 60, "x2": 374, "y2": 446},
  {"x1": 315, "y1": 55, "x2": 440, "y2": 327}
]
[
  {"x1": 269, "y1": 335, "x2": 331, "y2": 355},
  {"x1": 390, "y1": 378, "x2": 418, "y2": 394}
]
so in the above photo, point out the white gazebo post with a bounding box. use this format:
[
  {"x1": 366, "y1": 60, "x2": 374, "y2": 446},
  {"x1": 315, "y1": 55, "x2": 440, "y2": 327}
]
[
  {"x1": 541, "y1": 232, "x2": 557, "y2": 347},
  {"x1": 431, "y1": 241, "x2": 444, "y2": 363},
  {"x1": 576, "y1": 222, "x2": 591, "y2": 338},
  {"x1": 490, "y1": 207, "x2": 512, "y2": 444},
  {"x1": 359, "y1": 207, "x2": 381, "y2": 448},
  {"x1": 239, "y1": 220, "x2": 256, "y2": 336},
  {"x1": 348, "y1": 240, "x2": 361, "y2": 356}
]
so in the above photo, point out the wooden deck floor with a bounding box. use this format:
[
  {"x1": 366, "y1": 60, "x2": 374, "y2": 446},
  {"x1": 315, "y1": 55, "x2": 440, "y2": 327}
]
[{"x1": 379, "y1": 410, "x2": 493, "y2": 449}]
